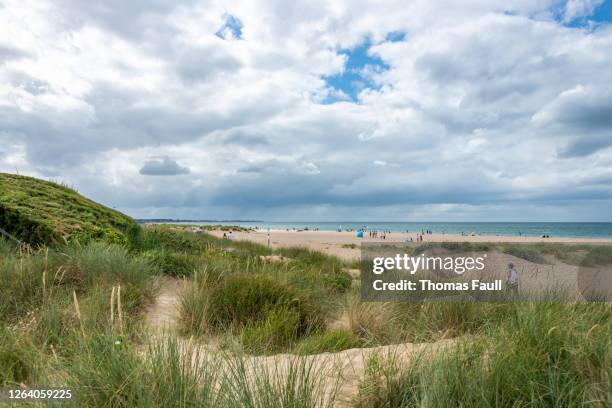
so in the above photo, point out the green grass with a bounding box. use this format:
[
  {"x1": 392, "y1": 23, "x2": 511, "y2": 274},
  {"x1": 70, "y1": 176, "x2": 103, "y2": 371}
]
[
  {"x1": 223, "y1": 354, "x2": 340, "y2": 408},
  {"x1": 172, "y1": 229, "x2": 355, "y2": 353},
  {"x1": 295, "y1": 329, "x2": 362, "y2": 355},
  {"x1": 0, "y1": 172, "x2": 138, "y2": 245},
  {"x1": 180, "y1": 272, "x2": 324, "y2": 350},
  {"x1": 142, "y1": 249, "x2": 197, "y2": 277},
  {"x1": 0, "y1": 325, "x2": 40, "y2": 384},
  {"x1": 355, "y1": 302, "x2": 611, "y2": 407},
  {"x1": 502, "y1": 244, "x2": 547, "y2": 263},
  {"x1": 1, "y1": 211, "x2": 610, "y2": 406},
  {"x1": 240, "y1": 306, "x2": 303, "y2": 354}
]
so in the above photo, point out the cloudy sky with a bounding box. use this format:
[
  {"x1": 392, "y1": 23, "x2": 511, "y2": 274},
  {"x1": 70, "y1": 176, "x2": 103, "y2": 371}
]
[{"x1": 1, "y1": 0, "x2": 612, "y2": 221}]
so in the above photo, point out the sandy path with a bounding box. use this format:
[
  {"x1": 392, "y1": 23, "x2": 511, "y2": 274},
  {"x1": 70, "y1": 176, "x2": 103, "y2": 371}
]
[
  {"x1": 143, "y1": 276, "x2": 456, "y2": 406},
  {"x1": 235, "y1": 338, "x2": 456, "y2": 407},
  {"x1": 145, "y1": 276, "x2": 184, "y2": 332}
]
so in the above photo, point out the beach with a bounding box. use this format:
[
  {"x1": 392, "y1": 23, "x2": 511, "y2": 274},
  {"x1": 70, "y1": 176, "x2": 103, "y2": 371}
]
[{"x1": 208, "y1": 229, "x2": 612, "y2": 261}]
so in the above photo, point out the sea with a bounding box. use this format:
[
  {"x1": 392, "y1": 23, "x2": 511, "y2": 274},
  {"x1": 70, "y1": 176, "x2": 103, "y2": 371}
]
[{"x1": 164, "y1": 221, "x2": 612, "y2": 238}]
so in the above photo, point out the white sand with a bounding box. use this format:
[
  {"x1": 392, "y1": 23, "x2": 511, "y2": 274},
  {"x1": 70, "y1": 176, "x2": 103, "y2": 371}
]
[{"x1": 210, "y1": 229, "x2": 612, "y2": 261}]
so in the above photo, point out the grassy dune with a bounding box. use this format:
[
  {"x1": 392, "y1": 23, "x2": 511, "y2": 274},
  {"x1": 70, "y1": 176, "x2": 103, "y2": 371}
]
[{"x1": 0, "y1": 173, "x2": 137, "y2": 245}]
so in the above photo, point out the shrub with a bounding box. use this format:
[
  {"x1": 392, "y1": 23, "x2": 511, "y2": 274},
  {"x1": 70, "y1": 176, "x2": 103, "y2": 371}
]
[{"x1": 101, "y1": 228, "x2": 128, "y2": 245}]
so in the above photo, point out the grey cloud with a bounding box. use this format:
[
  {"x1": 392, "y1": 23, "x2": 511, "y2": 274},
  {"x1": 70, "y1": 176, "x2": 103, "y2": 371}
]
[
  {"x1": 238, "y1": 164, "x2": 266, "y2": 173},
  {"x1": 534, "y1": 86, "x2": 612, "y2": 156},
  {"x1": 539, "y1": 87, "x2": 612, "y2": 130},
  {"x1": 220, "y1": 130, "x2": 272, "y2": 146},
  {"x1": 558, "y1": 135, "x2": 612, "y2": 157},
  {"x1": 6, "y1": 72, "x2": 49, "y2": 95},
  {"x1": 0, "y1": 77, "x2": 287, "y2": 169},
  {"x1": 0, "y1": 45, "x2": 30, "y2": 63},
  {"x1": 175, "y1": 48, "x2": 242, "y2": 83},
  {"x1": 53, "y1": 0, "x2": 194, "y2": 40},
  {"x1": 139, "y1": 156, "x2": 190, "y2": 176}
]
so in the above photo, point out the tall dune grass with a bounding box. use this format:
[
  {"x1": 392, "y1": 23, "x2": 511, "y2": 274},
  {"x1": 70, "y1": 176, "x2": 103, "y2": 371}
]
[
  {"x1": 355, "y1": 302, "x2": 611, "y2": 407},
  {"x1": 1, "y1": 229, "x2": 610, "y2": 407}
]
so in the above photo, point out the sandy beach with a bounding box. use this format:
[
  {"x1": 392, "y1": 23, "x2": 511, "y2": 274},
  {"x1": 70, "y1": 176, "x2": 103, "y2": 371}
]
[{"x1": 208, "y1": 229, "x2": 612, "y2": 261}]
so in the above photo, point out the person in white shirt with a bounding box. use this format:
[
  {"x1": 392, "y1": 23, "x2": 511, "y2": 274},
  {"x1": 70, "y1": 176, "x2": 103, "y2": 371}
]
[{"x1": 506, "y1": 262, "x2": 519, "y2": 295}]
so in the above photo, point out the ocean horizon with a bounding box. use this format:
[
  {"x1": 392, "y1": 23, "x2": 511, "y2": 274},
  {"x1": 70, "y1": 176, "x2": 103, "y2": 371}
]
[{"x1": 160, "y1": 221, "x2": 612, "y2": 238}]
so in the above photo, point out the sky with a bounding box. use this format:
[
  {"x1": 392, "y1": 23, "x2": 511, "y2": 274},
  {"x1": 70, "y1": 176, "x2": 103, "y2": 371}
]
[{"x1": 1, "y1": 0, "x2": 612, "y2": 222}]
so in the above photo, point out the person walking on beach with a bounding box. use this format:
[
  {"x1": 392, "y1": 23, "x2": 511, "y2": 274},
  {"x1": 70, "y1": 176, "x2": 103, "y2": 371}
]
[{"x1": 506, "y1": 262, "x2": 519, "y2": 295}]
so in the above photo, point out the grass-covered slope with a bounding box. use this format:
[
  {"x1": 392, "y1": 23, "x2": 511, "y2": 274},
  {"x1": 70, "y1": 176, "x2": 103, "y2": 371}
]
[{"x1": 0, "y1": 173, "x2": 136, "y2": 245}]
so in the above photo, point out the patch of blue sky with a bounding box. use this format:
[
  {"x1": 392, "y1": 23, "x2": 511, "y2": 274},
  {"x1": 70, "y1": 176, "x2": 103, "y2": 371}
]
[
  {"x1": 590, "y1": 0, "x2": 612, "y2": 22},
  {"x1": 215, "y1": 14, "x2": 243, "y2": 40},
  {"x1": 385, "y1": 31, "x2": 406, "y2": 42},
  {"x1": 322, "y1": 35, "x2": 402, "y2": 104},
  {"x1": 554, "y1": 0, "x2": 612, "y2": 28}
]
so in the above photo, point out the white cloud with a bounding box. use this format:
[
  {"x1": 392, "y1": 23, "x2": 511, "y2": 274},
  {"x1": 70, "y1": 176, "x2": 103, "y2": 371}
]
[
  {"x1": 1, "y1": 0, "x2": 611, "y2": 220},
  {"x1": 564, "y1": 0, "x2": 604, "y2": 22}
]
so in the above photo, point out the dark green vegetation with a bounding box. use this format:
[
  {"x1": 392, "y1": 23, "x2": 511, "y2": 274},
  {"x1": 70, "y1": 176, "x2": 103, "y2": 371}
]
[{"x1": 0, "y1": 173, "x2": 137, "y2": 245}]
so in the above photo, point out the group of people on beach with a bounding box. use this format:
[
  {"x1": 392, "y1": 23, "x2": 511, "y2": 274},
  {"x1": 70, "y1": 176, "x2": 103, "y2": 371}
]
[{"x1": 368, "y1": 230, "x2": 390, "y2": 239}]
